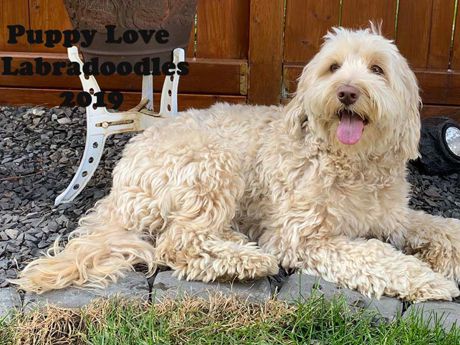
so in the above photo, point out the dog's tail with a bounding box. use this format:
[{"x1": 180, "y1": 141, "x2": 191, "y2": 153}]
[{"x1": 11, "y1": 196, "x2": 158, "y2": 294}]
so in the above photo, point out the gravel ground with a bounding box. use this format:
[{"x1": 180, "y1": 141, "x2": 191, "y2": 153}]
[
  {"x1": 1, "y1": 105, "x2": 460, "y2": 288},
  {"x1": 0, "y1": 106, "x2": 134, "y2": 287}
]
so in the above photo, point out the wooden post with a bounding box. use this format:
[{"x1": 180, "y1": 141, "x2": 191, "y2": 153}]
[{"x1": 248, "y1": 0, "x2": 284, "y2": 105}]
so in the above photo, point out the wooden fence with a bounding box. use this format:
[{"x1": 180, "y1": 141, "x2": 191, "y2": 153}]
[{"x1": 1, "y1": 0, "x2": 460, "y2": 121}]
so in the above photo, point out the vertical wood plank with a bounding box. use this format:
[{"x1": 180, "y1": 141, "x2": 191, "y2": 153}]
[
  {"x1": 196, "y1": 0, "x2": 249, "y2": 59},
  {"x1": 28, "y1": 0, "x2": 72, "y2": 53},
  {"x1": 396, "y1": 0, "x2": 433, "y2": 69},
  {"x1": 341, "y1": 0, "x2": 398, "y2": 39},
  {"x1": 284, "y1": 0, "x2": 340, "y2": 63},
  {"x1": 187, "y1": 15, "x2": 197, "y2": 58},
  {"x1": 248, "y1": 0, "x2": 284, "y2": 105},
  {"x1": 452, "y1": 2, "x2": 460, "y2": 70},
  {"x1": 1, "y1": 0, "x2": 30, "y2": 52},
  {"x1": 426, "y1": 0, "x2": 455, "y2": 69},
  {"x1": 0, "y1": 0, "x2": 4, "y2": 50}
]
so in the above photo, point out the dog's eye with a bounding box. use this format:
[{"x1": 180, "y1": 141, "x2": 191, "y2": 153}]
[
  {"x1": 329, "y1": 64, "x2": 340, "y2": 73},
  {"x1": 370, "y1": 65, "x2": 384, "y2": 75}
]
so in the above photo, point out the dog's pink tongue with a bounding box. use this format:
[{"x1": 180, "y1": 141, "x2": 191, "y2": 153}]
[{"x1": 336, "y1": 112, "x2": 364, "y2": 145}]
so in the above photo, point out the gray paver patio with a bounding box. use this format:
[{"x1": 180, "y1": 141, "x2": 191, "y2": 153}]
[
  {"x1": 404, "y1": 301, "x2": 460, "y2": 330},
  {"x1": 23, "y1": 271, "x2": 149, "y2": 311},
  {"x1": 151, "y1": 270, "x2": 272, "y2": 303},
  {"x1": 277, "y1": 272, "x2": 403, "y2": 321},
  {"x1": 0, "y1": 287, "x2": 21, "y2": 319}
]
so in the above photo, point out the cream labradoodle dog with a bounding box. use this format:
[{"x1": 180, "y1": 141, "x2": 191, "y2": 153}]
[{"x1": 14, "y1": 25, "x2": 460, "y2": 302}]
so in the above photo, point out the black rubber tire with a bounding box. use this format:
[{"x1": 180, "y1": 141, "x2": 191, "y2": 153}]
[{"x1": 412, "y1": 116, "x2": 460, "y2": 175}]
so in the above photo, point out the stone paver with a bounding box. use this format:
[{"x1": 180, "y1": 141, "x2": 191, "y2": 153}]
[
  {"x1": 23, "y1": 271, "x2": 149, "y2": 311},
  {"x1": 151, "y1": 271, "x2": 271, "y2": 303},
  {"x1": 404, "y1": 301, "x2": 460, "y2": 330},
  {"x1": 277, "y1": 273, "x2": 403, "y2": 321},
  {"x1": 0, "y1": 287, "x2": 22, "y2": 319}
]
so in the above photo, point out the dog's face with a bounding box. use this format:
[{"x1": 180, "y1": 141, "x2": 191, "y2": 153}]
[{"x1": 286, "y1": 25, "x2": 421, "y2": 160}]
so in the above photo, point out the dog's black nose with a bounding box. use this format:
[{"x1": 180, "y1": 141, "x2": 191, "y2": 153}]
[{"x1": 337, "y1": 85, "x2": 360, "y2": 106}]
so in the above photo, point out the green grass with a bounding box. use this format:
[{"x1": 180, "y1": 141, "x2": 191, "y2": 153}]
[{"x1": 1, "y1": 295, "x2": 459, "y2": 345}]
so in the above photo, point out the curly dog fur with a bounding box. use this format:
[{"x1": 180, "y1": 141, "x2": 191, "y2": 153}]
[{"x1": 13, "y1": 25, "x2": 460, "y2": 302}]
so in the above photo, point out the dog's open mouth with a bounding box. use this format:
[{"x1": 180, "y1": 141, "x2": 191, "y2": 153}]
[{"x1": 336, "y1": 110, "x2": 368, "y2": 145}]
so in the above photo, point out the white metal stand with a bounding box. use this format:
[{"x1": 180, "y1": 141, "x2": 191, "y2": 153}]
[{"x1": 55, "y1": 46, "x2": 185, "y2": 205}]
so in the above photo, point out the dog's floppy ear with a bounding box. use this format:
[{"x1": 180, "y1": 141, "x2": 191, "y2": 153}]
[
  {"x1": 285, "y1": 65, "x2": 311, "y2": 139},
  {"x1": 393, "y1": 56, "x2": 422, "y2": 160}
]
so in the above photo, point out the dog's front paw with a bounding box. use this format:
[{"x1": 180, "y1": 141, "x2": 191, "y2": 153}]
[
  {"x1": 413, "y1": 239, "x2": 460, "y2": 284},
  {"x1": 406, "y1": 272, "x2": 460, "y2": 303},
  {"x1": 410, "y1": 216, "x2": 460, "y2": 283}
]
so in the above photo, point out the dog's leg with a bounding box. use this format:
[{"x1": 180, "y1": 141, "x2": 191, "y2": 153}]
[
  {"x1": 11, "y1": 197, "x2": 157, "y2": 293},
  {"x1": 156, "y1": 226, "x2": 278, "y2": 282},
  {"x1": 141, "y1": 140, "x2": 279, "y2": 282},
  {"x1": 302, "y1": 237, "x2": 459, "y2": 302},
  {"x1": 402, "y1": 209, "x2": 460, "y2": 283},
  {"x1": 152, "y1": 168, "x2": 279, "y2": 282},
  {"x1": 263, "y1": 232, "x2": 459, "y2": 302}
]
